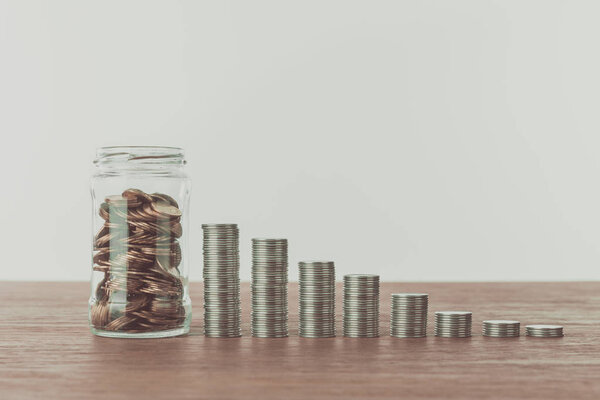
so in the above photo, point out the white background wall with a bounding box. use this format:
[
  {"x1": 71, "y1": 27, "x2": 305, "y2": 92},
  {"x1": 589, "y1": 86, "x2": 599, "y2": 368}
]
[{"x1": 1, "y1": 1, "x2": 599, "y2": 282}]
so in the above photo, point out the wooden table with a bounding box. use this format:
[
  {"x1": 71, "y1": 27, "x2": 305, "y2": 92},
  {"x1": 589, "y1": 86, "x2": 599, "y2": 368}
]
[{"x1": 1, "y1": 282, "x2": 599, "y2": 399}]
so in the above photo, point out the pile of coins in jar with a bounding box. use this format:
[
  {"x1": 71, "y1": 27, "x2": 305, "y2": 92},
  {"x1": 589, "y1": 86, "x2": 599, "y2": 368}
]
[{"x1": 90, "y1": 188, "x2": 185, "y2": 333}]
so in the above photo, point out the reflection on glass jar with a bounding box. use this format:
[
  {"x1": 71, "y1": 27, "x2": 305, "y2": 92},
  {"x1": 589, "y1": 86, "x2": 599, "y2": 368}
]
[{"x1": 89, "y1": 146, "x2": 191, "y2": 338}]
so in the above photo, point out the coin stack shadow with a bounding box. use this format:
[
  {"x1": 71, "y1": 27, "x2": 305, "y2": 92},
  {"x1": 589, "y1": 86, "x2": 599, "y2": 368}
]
[
  {"x1": 483, "y1": 320, "x2": 520, "y2": 337},
  {"x1": 91, "y1": 189, "x2": 185, "y2": 333},
  {"x1": 251, "y1": 238, "x2": 288, "y2": 338},
  {"x1": 343, "y1": 275, "x2": 380, "y2": 337},
  {"x1": 390, "y1": 293, "x2": 428, "y2": 338},
  {"x1": 299, "y1": 261, "x2": 336, "y2": 338},
  {"x1": 526, "y1": 324, "x2": 564, "y2": 338},
  {"x1": 202, "y1": 224, "x2": 241, "y2": 337},
  {"x1": 435, "y1": 311, "x2": 472, "y2": 338}
]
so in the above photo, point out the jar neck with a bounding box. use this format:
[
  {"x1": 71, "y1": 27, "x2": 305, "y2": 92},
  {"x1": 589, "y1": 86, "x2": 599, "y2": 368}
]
[{"x1": 94, "y1": 146, "x2": 186, "y2": 174}]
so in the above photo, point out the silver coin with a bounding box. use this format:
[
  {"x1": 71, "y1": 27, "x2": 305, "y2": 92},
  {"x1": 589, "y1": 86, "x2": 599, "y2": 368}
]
[
  {"x1": 251, "y1": 238, "x2": 289, "y2": 338},
  {"x1": 298, "y1": 261, "x2": 336, "y2": 338},
  {"x1": 202, "y1": 224, "x2": 241, "y2": 337},
  {"x1": 434, "y1": 310, "x2": 471, "y2": 338},
  {"x1": 525, "y1": 324, "x2": 564, "y2": 337},
  {"x1": 343, "y1": 274, "x2": 379, "y2": 338},
  {"x1": 390, "y1": 293, "x2": 428, "y2": 338}
]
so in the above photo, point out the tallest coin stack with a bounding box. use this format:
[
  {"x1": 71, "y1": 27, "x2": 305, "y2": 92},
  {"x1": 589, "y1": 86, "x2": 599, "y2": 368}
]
[{"x1": 202, "y1": 224, "x2": 241, "y2": 337}]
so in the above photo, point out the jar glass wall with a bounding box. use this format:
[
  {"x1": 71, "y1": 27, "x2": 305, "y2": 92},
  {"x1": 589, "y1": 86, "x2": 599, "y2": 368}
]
[{"x1": 89, "y1": 146, "x2": 191, "y2": 338}]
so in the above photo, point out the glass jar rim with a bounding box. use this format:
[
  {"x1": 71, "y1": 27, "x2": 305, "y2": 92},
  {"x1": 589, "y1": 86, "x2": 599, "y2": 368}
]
[{"x1": 94, "y1": 146, "x2": 185, "y2": 166}]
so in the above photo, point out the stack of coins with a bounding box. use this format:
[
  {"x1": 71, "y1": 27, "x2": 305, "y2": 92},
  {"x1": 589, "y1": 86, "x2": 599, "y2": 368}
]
[
  {"x1": 343, "y1": 275, "x2": 380, "y2": 338},
  {"x1": 202, "y1": 224, "x2": 241, "y2": 337},
  {"x1": 482, "y1": 320, "x2": 520, "y2": 337},
  {"x1": 390, "y1": 293, "x2": 428, "y2": 338},
  {"x1": 526, "y1": 324, "x2": 564, "y2": 338},
  {"x1": 298, "y1": 261, "x2": 336, "y2": 338},
  {"x1": 435, "y1": 311, "x2": 472, "y2": 338},
  {"x1": 251, "y1": 238, "x2": 288, "y2": 338}
]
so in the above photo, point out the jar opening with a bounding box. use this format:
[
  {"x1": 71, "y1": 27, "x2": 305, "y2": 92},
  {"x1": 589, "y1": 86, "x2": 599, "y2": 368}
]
[{"x1": 94, "y1": 146, "x2": 185, "y2": 167}]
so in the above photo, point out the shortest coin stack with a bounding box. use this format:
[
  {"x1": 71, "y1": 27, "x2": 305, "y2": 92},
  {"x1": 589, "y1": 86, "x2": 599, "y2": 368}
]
[
  {"x1": 526, "y1": 325, "x2": 564, "y2": 338},
  {"x1": 390, "y1": 293, "x2": 428, "y2": 338},
  {"x1": 482, "y1": 320, "x2": 520, "y2": 337},
  {"x1": 435, "y1": 311, "x2": 472, "y2": 338}
]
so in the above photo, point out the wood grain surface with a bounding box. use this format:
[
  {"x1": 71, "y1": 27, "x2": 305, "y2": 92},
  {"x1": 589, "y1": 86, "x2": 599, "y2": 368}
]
[{"x1": 1, "y1": 282, "x2": 599, "y2": 399}]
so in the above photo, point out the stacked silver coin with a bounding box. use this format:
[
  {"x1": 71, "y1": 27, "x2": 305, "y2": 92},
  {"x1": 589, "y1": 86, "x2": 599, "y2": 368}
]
[
  {"x1": 483, "y1": 320, "x2": 520, "y2": 337},
  {"x1": 299, "y1": 261, "x2": 336, "y2": 338},
  {"x1": 251, "y1": 238, "x2": 288, "y2": 338},
  {"x1": 390, "y1": 293, "x2": 428, "y2": 338},
  {"x1": 343, "y1": 275, "x2": 380, "y2": 337},
  {"x1": 202, "y1": 224, "x2": 241, "y2": 337},
  {"x1": 435, "y1": 311, "x2": 472, "y2": 337},
  {"x1": 526, "y1": 324, "x2": 564, "y2": 338}
]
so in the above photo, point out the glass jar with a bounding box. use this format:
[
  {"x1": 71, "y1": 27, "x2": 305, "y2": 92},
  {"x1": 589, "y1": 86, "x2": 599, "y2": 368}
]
[{"x1": 89, "y1": 146, "x2": 191, "y2": 338}]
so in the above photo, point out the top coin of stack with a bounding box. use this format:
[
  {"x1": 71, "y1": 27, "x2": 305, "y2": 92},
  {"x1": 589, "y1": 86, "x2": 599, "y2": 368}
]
[
  {"x1": 435, "y1": 311, "x2": 472, "y2": 338},
  {"x1": 202, "y1": 224, "x2": 241, "y2": 338},
  {"x1": 343, "y1": 274, "x2": 380, "y2": 338},
  {"x1": 526, "y1": 324, "x2": 564, "y2": 338},
  {"x1": 251, "y1": 238, "x2": 288, "y2": 338},
  {"x1": 298, "y1": 261, "x2": 336, "y2": 338},
  {"x1": 482, "y1": 320, "x2": 520, "y2": 337}
]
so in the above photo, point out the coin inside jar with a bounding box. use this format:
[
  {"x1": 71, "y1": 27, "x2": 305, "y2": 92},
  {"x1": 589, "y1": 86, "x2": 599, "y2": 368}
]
[
  {"x1": 153, "y1": 203, "x2": 182, "y2": 218},
  {"x1": 91, "y1": 188, "x2": 186, "y2": 334},
  {"x1": 122, "y1": 188, "x2": 153, "y2": 204},
  {"x1": 151, "y1": 193, "x2": 179, "y2": 208}
]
